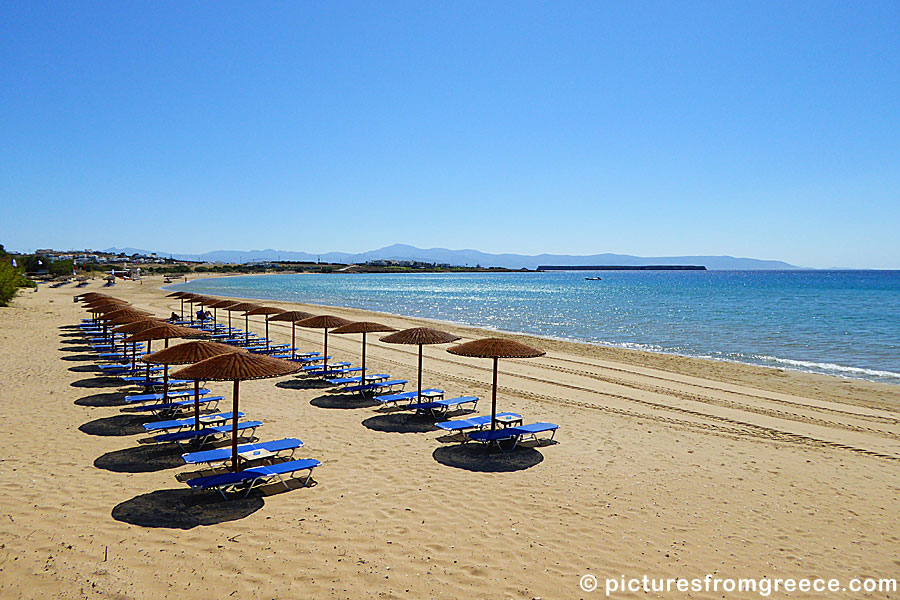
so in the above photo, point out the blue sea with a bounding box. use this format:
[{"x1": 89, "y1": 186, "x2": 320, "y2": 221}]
[{"x1": 170, "y1": 271, "x2": 900, "y2": 385}]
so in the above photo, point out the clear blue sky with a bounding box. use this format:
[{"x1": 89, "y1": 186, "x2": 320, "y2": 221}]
[{"x1": 2, "y1": 1, "x2": 897, "y2": 268}]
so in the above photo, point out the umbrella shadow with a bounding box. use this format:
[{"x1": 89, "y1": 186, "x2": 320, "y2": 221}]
[
  {"x1": 59, "y1": 332, "x2": 85, "y2": 338},
  {"x1": 275, "y1": 379, "x2": 333, "y2": 391},
  {"x1": 71, "y1": 377, "x2": 123, "y2": 389},
  {"x1": 111, "y1": 488, "x2": 264, "y2": 529},
  {"x1": 432, "y1": 443, "x2": 544, "y2": 472},
  {"x1": 60, "y1": 354, "x2": 95, "y2": 362},
  {"x1": 79, "y1": 414, "x2": 148, "y2": 436},
  {"x1": 74, "y1": 392, "x2": 129, "y2": 407},
  {"x1": 95, "y1": 444, "x2": 186, "y2": 473},
  {"x1": 60, "y1": 345, "x2": 93, "y2": 353},
  {"x1": 310, "y1": 394, "x2": 379, "y2": 410},
  {"x1": 68, "y1": 364, "x2": 101, "y2": 373},
  {"x1": 361, "y1": 413, "x2": 439, "y2": 434}
]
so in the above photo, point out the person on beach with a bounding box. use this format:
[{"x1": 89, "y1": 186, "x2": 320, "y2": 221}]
[{"x1": 169, "y1": 311, "x2": 179, "y2": 321}]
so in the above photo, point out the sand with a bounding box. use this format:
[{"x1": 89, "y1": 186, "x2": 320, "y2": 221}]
[{"x1": 1, "y1": 275, "x2": 898, "y2": 599}]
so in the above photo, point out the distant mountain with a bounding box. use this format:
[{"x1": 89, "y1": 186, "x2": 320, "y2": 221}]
[{"x1": 104, "y1": 244, "x2": 802, "y2": 270}]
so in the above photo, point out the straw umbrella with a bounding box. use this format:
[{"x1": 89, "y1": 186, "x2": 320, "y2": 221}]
[
  {"x1": 381, "y1": 327, "x2": 461, "y2": 401},
  {"x1": 142, "y1": 341, "x2": 245, "y2": 431},
  {"x1": 447, "y1": 338, "x2": 545, "y2": 433},
  {"x1": 111, "y1": 318, "x2": 167, "y2": 370},
  {"x1": 122, "y1": 323, "x2": 205, "y2": 396},
  {"x1": 166, "y1": 291, "x2": 189, "y2": 319},
  {"x1": 223, "y1": 302, "x2": 261, "y2": 344},
  {"x1": 95, "y1": 305, "x2": 151, "y2": 340},
  {"x1": 266, "y1": 311, "x2": 314, "y2": 359},
  {"x1": 331, "y1": 322, "x2": 397, "y2": 384},
  {"x1": 172, "y1": 353, "x2": 301, "y2": 471},
  {"x1": 205, "y1": 298, "x2": 238, "y2": 328},
  {"x1": 243, "y1": 307, "x2": 285, "y2": 351},
  {"x1": 296, "y1": 315, "x2": 351, "y2": 373}
]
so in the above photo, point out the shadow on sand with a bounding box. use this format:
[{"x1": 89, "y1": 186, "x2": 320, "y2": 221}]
[
  {"x1": 362, "y1": 413, "x2": 438, "y2": 434},
  {"x1": 60, "y1": 345, "x2": 93, "y2": 353},
  {"x1": 111, "y1": 488, "x2": 264, "y2": 529},
  {"x1": 60, "y1": 354, "x2": 95, "y2": 362},
  {"x1": 74, "y1": 392, "x2": 129, "y2": 407},
  {"x1": 68, "y1": 364, "x2": 101, "y2": 373},
  {"x1": 275, "y1": 379, "x2": 333, "y2": 391},
  {"x1": 310, "y1": 394, "x2": 380, "y2": 410},
  {"x1": 79, "y1": 414, "x2": 147, "y2": 436},
  {"x1": 432, "y1": 443, "x2": 544, "y2": 472},
  {"x1": 95, "y1": 444, "x2": 186, "y2": 473},
  {"x1": 70, "y1": 377, "x2": 122, "y2": 389}
]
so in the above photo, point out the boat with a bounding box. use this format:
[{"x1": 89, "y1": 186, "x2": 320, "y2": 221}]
[{"x1": 584, "y1": 277, "x2": 602, "y2": 281}]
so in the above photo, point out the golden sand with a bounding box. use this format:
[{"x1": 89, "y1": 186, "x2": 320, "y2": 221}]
[{"x1": 1, "y1": 276, "x2": 898, "y2": 599}]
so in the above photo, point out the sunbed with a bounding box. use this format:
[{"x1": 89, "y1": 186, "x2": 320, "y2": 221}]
[
  {"x1": 182, "y1": 437, "x2": 304, "y2": 467},
  {"x1": 142, "y1": 411, "x2": 244, "y2": 433},
  {"x1": 125, "y1": 388, "x2": 211, "y2": 403},
  {"x1": 466, "y1": 422, "x2": 559, "y2": 451},
  {"x1": 406, "y1": 396, "x2": 478, "y2": 417},
  {"x1": 341, "y1": 379, "x2": 407, "y2": 396},
  {"x1": 373, "y1": 389, "x2": 444, "y2": 407},
  {"x1": 434, "y1": 412, "x2": 523, "y2": 433},
  {"x1": 326, "y1": 374, "x2": 389, "y2": 386},
  {"x1": 128, "y1": 396, "x2": 224, "y2": 417},
  {"x1": 185, "y1": 458, "x2": 321, "y2": 499},
  {"x1": 150, "y1": 420, "x2": 263, "y2": 447}
]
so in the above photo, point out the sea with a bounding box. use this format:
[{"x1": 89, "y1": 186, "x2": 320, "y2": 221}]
[{"x1": 169, "y1": 270, "x2": 900, "y2": 385}]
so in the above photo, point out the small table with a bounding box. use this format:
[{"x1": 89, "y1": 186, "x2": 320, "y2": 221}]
[
  {"x1": 239, "y1": 448, "x2": 275, "y2": 462},
  {"x1": 420, "y1": 390, "x2": 445, "y2": 401},
  {"x1": 493, "y1": 415, "x2": 523, "y2": 428}
]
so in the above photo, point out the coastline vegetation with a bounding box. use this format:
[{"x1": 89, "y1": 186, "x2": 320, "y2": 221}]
[{"x1": 0, "y1": 244, "x2": 36, "y2": 306}]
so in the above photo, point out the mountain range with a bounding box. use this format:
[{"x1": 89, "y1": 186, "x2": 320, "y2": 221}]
[{"x1": 104, "y1": 244, "x2": 801, "y2": 270}]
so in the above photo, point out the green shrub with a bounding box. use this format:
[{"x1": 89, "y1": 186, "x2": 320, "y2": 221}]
[{"x1": 0, "y1": 260, "x2": 34, "y2": 307}]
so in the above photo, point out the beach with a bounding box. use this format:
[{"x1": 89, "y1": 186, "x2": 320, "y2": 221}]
[{"x1": 1, "y1": 275, "x2": 899, "y2": 599}]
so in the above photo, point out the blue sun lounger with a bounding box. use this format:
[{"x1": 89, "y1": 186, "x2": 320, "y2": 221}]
[
  {"x1": 125, "y1": 388, "x2": 211, "y2": 403},
  {"x1": 151, "y1": 420, "x2": 263, "y2": 447},
  {"x1": 302, "y1": 362, "x2": 351, "y2": 376},
  {"x1": 142, "y1": 411, "x2": 244, "y2": 433},
  {"x1": 434, "y1": 413, "x2": 523, "y2": 433},
  {"x1": 342, "y1": 379, "x2": 407, "y2": 395},
  {"x1": 121, "y1": 377, "x2": 194, "y2": 389},
  {"x1": 327, "y1": 374, "x2": 389, "y2": 386},
  {"x1": 186, "y1": 458, "x2": 321, "y2": 499},
  {"x1": 296, "y1": 356, "x2": 333, "y2": 365},
  {"x1": 466, "y1": 422, "x2": 559, "y2": 451},
  {"x1": 182, "y1": 437, "x2": 304, "y2": 467},
  {"x1": 406, "y1": 396, "x2": 479, "y2": 417},
  {"x1": 373, "y1": 389, "x2": 444, "y2": 407},
  {"x1": 129, "y1": 396, "x2": 224, "y2": 416}
]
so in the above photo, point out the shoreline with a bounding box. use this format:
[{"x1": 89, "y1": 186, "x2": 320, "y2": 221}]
[
  {"x1": 166, "y1": 274, "x2": 900, "y2": 403},
  {"x1": 2, "y1": 276, "x2": 899, "y2": 598}
]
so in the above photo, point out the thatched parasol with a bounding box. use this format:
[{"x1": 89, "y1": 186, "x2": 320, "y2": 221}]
[
  {"x1": 172, "y1": 353, "x2": 301, "y2": 471},
  {"x1": 123, "y1": 323, "x2": 206, "y2": 388},
  {"x1": 223, "y1": 302, "x2": 261, "y2": 344},
  {"x1": 204, "y1": 299, "x2": 237, "y2": 329},
  {"x1": 297, "y1": 315, "x2": 352, "y2": 373},
  {"x1": 78, "y1": 292, "x2": 108, "y2": 301},
  {"x1": 166, "y1": 291, "x2": 190, "y2": 319},
  {"x1": 447, "y1": 338, "x2": 545, "y2": 433},
  {"x1": 112, "y1": 318, "x2": 167, "y2": 370},
  {"x1": 243, "y1": 306, "x2": 285, "y2": 350},
  {"x1": 267, "y1": 311, "x2": 315, "y2": 359},
  {"x1": 142, "y1": 341, "x2": 245, "y2": 430},
  {"x1": 331, "y1": 322, "x2": 397, "y2": 385},
  {"x1": 381, "y1": 327, "x2": 461, "y2": 401}
]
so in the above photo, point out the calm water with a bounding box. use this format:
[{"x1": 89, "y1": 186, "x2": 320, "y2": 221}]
[{"x1": 170, "y1": 271, "x2": 900, "y2": 384}]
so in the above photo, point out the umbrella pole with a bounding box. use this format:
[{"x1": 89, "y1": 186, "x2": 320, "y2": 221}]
[
  {"x1": 418, "y1": 344, "x2": 423, "y2": 400},
  {"x1": 213, "y1": 307, "x2": 217, "y2": 327},
  {"x1": 291, "y1": 323, "x2": 296, "y2": 360},
  {"x1": 193, "y1": 380, "x2": 201, "y2": 431},
  {"x1": 231, "y1": 380, "x2": 240, "y2": 472},
  {"x1": 162, "y1": 364, "x2": 169, "y2": 402},
  {"x1": 323, "y1": 329, "x2": 328, "y2": 373},
  {"x1": 145, "y1": 340, "x2": 152, "y2": 381},
  {"x1": 265, "y1": 319, "x2": 270, "y2": 351},
  {"x1": 180, "y1": 298, "x2": 184, "y2": 319},
  {"x1": 361, "y1": 332, "x2": 366, "y2": 383},
  {"x1": 189, "y1": 301, "x2": 193, "y2": 324},
  {"x1": 131, "y1": 342, "x2": 137, "y2": 372},
  {"x1": 490, "y1": 356, "x2": 498, "y2": 433},
  {"x1": 228, "y1": 310, "x2": 232, "y2": 331},
  {"x1": 244, "y1": 314, "x2": 249, "y2": 345}
]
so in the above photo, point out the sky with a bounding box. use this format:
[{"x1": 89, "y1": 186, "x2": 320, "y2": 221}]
[{"x1": 1, "y1": 1, "x2": 898, "y2": 268}]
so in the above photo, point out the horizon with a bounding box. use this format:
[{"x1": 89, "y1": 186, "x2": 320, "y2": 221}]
[{"x1": 2, "y1": 2, "x2": 898, "y2": 269}]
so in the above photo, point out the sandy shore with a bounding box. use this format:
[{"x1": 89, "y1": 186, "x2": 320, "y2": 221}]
[{"x1": 1, "y1": 275, "x2": 899, "y2": 599}]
